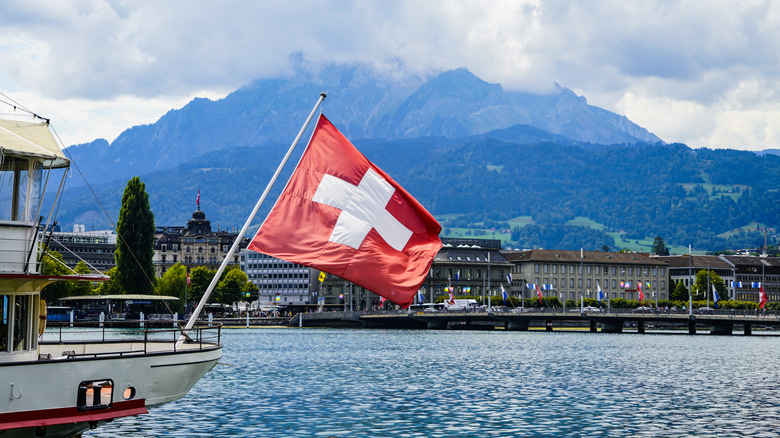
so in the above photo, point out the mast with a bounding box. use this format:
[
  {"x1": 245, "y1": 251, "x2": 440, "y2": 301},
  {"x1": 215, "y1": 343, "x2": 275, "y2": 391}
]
[{"x1": 178, "y1": 93, "x2": 326, "y2": 342}]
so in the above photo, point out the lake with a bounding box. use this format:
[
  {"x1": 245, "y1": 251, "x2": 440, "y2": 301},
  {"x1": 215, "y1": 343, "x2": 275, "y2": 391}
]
[{"x1": 88, "y1": 328, "x2": 780, "y2": 437}]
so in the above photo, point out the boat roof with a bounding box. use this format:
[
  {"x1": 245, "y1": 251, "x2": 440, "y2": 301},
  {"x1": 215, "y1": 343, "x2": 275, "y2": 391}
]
[
  {"x1": 60, "y1": 294, "x2": 180, "y2": 301},
  {"x1": 0, "y1": 118, "x2": 69, "y2": 168}
]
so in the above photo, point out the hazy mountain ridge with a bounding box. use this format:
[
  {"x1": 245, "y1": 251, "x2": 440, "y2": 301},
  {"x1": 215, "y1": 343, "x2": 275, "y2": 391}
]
[{"x1": 65, "y1": 64, "x2": 662, "y2": 187}]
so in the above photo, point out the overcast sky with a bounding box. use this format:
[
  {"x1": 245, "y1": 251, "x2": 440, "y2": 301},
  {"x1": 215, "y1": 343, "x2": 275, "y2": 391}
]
[{"x1": 1, "y1": 0, "x2": 778, "y2": 150}]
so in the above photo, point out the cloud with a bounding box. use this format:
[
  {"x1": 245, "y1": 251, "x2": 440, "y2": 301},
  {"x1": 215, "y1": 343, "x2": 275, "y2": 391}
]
[{"x1": 0, "y1": 0, "x2": 779, "y2": 150}]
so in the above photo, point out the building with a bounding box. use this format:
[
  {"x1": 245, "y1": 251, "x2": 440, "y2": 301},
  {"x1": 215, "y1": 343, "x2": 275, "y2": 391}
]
[
  {"x1": 240, "y1": 249, "x2": 311, "y2": 306},
  {"x1": 317, "y1": 237, "x2": 512, "y2": 308},
  {"x1": 720, "y1": 255, "x2": 780, "y2": 303},
  {"x1": 47, "y1": 225, "x2": 117, "y2": 271},
  {"x1": 153, "y1": 209, "x2": 248, "y2": 277},
  {"x1": 654, "y1": 255, "x2": 736, "y2": 299},
  {"x1": 502, "y1": 249, "x2": 669, "y2": 302}
]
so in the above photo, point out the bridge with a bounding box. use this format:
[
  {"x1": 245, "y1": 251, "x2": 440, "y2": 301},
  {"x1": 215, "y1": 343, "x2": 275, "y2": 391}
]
[{"x1": 295, "y1": 309, "x2": 780, "y2": 335}]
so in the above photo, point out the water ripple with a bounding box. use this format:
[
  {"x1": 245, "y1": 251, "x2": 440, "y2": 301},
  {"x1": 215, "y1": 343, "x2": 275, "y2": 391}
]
[{"x1": 90, "y1": 329, "x2": 780, "y2": 437}]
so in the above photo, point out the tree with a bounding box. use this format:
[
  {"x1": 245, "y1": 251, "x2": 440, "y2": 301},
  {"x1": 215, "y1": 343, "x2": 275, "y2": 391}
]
[
  {"x1": 216, "y1": 268, "x2": 248, "y2": 306},
  {"x1": 652, "y1": 236, "x2": 670, "y2": 256},
  {"x1": 115, "y1": 177, "x2": 156, "y2": 295},
  {"x1": 95, "y1": 267, "x2": 124, "y2": 295},
  {"x1": 693, "y1": 269, "x2": 727, "y2": 303},
  {"x1": 189, "y1": 266, "x2": 216, "y2": 303},
  {"x1": 671, "y1": 280, "x2": 689, "y2": 302},
  {"x1": 242, "y1": 281, "x2": 259, "y2": 302},
  {"x1": 40, "y1": 251, "x2": 72, "y2": 303},
  {"x1": 70, "y1": 261, "x2": 95, "y2": 296},
  {"x1": 156, "y1": 263, "x2": 187, "y2": 312}
]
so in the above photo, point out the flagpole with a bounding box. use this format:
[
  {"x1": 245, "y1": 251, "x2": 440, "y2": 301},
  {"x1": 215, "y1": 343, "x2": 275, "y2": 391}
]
[{"x1": 178, "y1": 92, "x2": 327, "y2": 344}]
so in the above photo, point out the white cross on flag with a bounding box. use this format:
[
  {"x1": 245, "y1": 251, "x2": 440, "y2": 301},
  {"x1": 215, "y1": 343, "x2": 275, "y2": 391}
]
[{"x1": 248, "y1": 115, "x2": 442, "y2": 307}]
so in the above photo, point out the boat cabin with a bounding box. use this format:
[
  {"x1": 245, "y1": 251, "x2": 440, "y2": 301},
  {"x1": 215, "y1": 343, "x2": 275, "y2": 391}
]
[{"x1": 0, "y1": 118, "x2": 70, "y2": 362}]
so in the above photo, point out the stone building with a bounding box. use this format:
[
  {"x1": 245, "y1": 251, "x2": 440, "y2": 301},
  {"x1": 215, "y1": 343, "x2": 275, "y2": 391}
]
[
  {"x1": 153, "y1": 209, "x2": 248, "y2": 277},
  {"x1": 316, "y1": 238, "x2": 512, "y2": 308},
  {"x1": 502, "y1": 249, "x2": 669, "y2": 303},
  {"x1": 654, "y1": 255, "x2": 736, "y2": 300}
]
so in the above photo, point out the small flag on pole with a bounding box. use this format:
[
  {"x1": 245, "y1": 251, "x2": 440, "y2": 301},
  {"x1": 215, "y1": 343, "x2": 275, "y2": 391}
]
[
  {"x1": 448, "y1": 288, "x2": 455, "y2": 305},
  {"x1": 501, "y1": 284, "x2": 508, "y2": 305},
  {"x1": 712, "y1": 284, "x2": 719, "y2": 308},
  {"x1": 638, "y1": 282, "x2": 645, "y2": 302},
  {"x1": 506, "y1": 274, "x2": 512, "y2": 284},
  {"x1": 417, "y1": 290, "x2": 425, "y2": 304},
  {"x1": 597, "y1": 282, "x2": 604, "y2": 303},
  {"x1": 535, "y1": 284, "x2": 543, "y2": 303},
  {"x1": 759, "y1": 285, "x2": 768, "y2": 309},
  {"x1": 455, "y1": 270, "x2": 460, "y2": 281}
]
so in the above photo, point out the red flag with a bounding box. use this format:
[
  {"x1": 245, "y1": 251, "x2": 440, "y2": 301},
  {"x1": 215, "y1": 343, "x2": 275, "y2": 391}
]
[
  {"x1": 536, "y1": 284, "x2": 543, "y2": 303},
  {"x1": 186, "y1": 271, "x2": 191, "y2": 286},
  {"x1": 759, "y1": 285, "x2": 768, "y2": 309},
  {"x1": 448, "y1": 288, "x2": 455, "y2": 305},
  {"x1": 248, "y1": 115, "x2": 442, "y2": 308},
  {"x1": 638, "y1": 282, "x2": 645, "y2": 302},
  {"x1": 196, "y1": 190, "x2": 200, "y2": 209}
]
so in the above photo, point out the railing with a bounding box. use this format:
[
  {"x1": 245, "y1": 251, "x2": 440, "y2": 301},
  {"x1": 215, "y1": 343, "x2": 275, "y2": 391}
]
[{"x1": 41, "y1": 322, "x2": 222, "y2": 357}]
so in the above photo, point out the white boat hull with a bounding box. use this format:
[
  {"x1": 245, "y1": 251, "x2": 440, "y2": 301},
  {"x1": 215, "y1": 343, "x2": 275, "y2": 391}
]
[{"x1": 0, "y1": 339, "x2": 221, "y2": 438}]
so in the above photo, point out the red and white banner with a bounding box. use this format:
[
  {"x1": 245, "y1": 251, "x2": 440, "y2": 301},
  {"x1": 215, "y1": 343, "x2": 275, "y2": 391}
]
[
  {"x1": 249, "y1": 115, "x2": 442, "y2": 307},
  {"x1": 759, "y1": 285, "x2": 768, "y2": 309}
]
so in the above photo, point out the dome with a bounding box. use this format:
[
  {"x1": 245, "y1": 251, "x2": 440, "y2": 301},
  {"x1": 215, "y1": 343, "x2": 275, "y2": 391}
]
[{"x1": 192, "y1": 210, "x2": 206, "y2": 220}]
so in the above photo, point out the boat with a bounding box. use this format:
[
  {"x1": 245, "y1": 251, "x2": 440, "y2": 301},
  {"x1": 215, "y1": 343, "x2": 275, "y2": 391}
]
[{"x1": 0, "y1": 112, "x2": 222, "y2": 437}]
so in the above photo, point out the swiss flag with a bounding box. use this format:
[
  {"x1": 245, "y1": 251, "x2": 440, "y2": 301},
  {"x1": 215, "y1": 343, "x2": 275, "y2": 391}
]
[
  {"x1": 248, "y1": 115, "x2": 442, "y2": 307},
  {"x1": 638, "y1": 282, "x2": 645, "y2": 302}
]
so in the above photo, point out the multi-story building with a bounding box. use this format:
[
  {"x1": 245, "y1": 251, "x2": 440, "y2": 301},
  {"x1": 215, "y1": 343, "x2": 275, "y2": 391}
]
[
  {"x1": 240, "y1": 249, "x2": 311, "y2": 306},
  {"x1": 654, "y1": 255, "x2": 736, "y2": 299},
  {"x1": 317, "y1": 238, "x2": 512, "y2": 308},
  {"x1": 46, "y1": 224, "x2": 116, "y2": 271},
  {"x1": 720, "y1": 255, "x2": 780, "y2": 303},
  {"x1": 502, "y1": 249, "x2": 669, "y2": 303},
  {"x1": 153, "y1": 209, "x2": 248, "y2": 277}
]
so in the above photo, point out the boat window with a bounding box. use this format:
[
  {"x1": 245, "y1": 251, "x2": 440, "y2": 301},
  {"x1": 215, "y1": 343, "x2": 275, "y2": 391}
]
[
  {"x1": 0, "y1": 157, "x2": 42, "y2": 223},
  {"x1": 0, "y1": 295, "x2": 8, "y2": 352},
  {"x1": 13, "y1": 295, "x2": 30, "y2": 351}
]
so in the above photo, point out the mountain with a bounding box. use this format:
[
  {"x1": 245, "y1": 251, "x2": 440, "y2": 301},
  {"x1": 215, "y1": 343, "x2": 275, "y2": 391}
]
[{"x1": 65, "y1": 65, "x2": 661, "y2": 187}]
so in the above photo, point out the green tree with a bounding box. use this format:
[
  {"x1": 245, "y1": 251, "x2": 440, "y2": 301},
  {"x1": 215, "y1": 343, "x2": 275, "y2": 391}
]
[
  {"x1": 693, "y1": 270, "x2": 727, "y2": 304},
  {"x1": 70, "y1": 261, "x2": 95, "y2": 296},
  {"x1": 115, "y1": 176, "x2": 156, "y2": 295},
  {"x1": 242, "y1": 281, "x2": 259, "y2": 302},
  {"x1": 156, "y1": 263, "x2": 187, "y2": 312},
  {"x1": 652, "y1": 236, "x2": 670, "y2": 256},
  {"x1": 216, "y1": 268, "x2": 248, "y2": 306},
  {"x1": 40, "y1": 251, "x2": 71, "y2": 303},
  {"x1": 189, "y1": 266, "x2": 216, "y2": 303},
  {"x1": 95, "y1": 267, "x2": 124, "y2": 295},
  {"x1": 671, "y1": 280, "x2": 689, "y2": 302}
]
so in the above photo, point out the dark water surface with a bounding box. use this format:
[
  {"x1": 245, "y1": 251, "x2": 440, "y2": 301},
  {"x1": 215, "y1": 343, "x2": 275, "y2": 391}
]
[{"x1": 88, "y1": 328, "x2": 780, "y2": 437}]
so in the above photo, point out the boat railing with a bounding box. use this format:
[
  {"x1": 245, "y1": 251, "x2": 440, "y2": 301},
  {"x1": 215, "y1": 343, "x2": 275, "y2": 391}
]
[{"x1": 41, "y1": 322, "x2": 222, "y2": 357}]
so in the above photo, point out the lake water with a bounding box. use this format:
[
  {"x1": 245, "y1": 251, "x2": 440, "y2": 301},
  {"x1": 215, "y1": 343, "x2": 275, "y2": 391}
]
[{"x1": 88, "y1": 328, "x2": 780, "y2": 437}]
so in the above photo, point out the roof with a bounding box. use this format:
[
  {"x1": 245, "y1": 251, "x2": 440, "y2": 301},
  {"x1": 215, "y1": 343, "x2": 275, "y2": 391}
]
[
  {"x1": 0, "y1": 118, "x2": 69, "y2": 168},
  {"x1": 654, "y1": 255, "x2": 734, "y2": 269},
  {"x1": 501, "y1": 249, "x2": 667, "y2": 266},
  {"x1": 435, "y1": 245, "x2": 510, "y2": 264},
  {"x1": 721, "y1": 255, "x2": 780, "y2": 267},
  {"x1": 60, "y1": 294, "x2": 179, "y2": 301}
]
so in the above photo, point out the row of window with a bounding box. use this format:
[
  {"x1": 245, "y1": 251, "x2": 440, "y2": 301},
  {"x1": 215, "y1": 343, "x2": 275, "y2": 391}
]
[
  {"x1": 530, "y1": 277, "x2": 666, "y2": 291},
  {"x1": 531, "y1": 264, "x2": 665, "y2": 277},
  {"x1": 161, "y1": 245, "x2": 230, "y2": 253}
]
